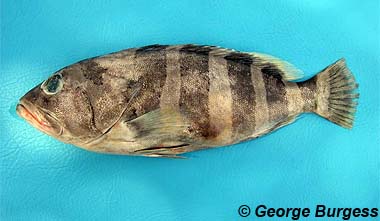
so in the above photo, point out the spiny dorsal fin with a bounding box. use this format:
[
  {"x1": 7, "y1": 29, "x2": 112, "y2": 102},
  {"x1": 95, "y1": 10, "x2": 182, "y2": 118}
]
[{"x1": 167, "y1": 44, "x2": 304, "y2": 81}]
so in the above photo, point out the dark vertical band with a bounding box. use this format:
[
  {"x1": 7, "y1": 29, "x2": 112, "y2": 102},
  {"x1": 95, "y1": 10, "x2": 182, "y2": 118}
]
[
  {"x1": 179, "y1": 45, "x2": 213, "y2": 138},
  {"x1": 225, "y1": 52, "x2": 256, "y2": 137},
  {"x1": 262, "y1": 66, "x2": 288, "y2": 121},
  {"x1": 132, "y1": 45, "x2": 168, "y2": 115}
]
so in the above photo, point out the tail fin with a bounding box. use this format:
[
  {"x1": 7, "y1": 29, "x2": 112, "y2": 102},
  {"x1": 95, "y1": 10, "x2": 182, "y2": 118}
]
[{"x1": 312, "y1": 58, "x2": 359, "y2": 129}]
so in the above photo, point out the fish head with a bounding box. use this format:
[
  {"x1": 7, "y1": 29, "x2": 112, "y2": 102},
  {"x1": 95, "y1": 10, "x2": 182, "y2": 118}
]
[{"x1": 16, "y1": 63, "x2": 108, "y2": 147}]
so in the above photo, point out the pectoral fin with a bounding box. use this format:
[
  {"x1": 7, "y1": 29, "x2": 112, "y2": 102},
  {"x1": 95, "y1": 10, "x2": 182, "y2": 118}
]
[
  {"x1": 86, "y1": 107, "x2": 193, "y2": 155},
  {"x1": 122, "y1": 108, "x2": 200, "y2": 155},
  {"x1": 128, "y1": 108, "x2": 189, "y2": 140}
]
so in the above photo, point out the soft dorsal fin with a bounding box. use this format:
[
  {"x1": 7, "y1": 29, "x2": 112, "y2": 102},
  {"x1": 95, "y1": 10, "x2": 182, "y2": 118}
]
[{"x1": 250, "y1": 53, "x2": 304, "y2": 81}]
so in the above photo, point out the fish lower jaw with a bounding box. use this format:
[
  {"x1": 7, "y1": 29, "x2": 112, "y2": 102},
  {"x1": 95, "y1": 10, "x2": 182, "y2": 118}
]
[{"x1": 16, "y1": 103, "x2": 57, "y2": 136}]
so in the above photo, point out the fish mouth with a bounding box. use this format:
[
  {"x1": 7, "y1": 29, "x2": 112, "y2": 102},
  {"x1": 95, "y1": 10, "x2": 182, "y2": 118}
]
[{"x1": 16, "y1": 100, "x2": 62, "y2": 137}]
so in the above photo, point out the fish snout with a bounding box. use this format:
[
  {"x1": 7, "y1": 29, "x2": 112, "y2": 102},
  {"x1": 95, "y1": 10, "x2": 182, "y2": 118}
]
[{"x1": 16, "y1": 99, "x2": 62, "y2": 137}]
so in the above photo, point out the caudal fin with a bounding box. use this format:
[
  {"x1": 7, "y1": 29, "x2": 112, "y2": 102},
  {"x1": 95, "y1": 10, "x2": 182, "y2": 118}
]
[{"x1": 312, "y1": 58, "x2": 359, "y2": 129}]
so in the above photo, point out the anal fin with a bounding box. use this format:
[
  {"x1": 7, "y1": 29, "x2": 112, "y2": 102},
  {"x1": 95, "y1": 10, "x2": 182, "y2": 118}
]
[{"x1": 249, "y1": 114, "x2": 300, "y2": 139}]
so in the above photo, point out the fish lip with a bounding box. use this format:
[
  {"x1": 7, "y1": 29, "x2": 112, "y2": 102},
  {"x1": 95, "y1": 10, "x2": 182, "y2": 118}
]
[{"x1": 16, "y1": 100, "x2": 62, "y2": 136}]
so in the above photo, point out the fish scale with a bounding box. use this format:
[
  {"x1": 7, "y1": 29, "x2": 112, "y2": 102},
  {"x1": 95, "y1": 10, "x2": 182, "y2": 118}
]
[
  {"x1": 226, "y1": 53, "x2": 256, "y2": 139},
  {"x1": 178, "y1": 45, "x2": 212, "y2": 139},
  {"x1": 17, "y1": 44, "x2": 359, "y2": 157}
]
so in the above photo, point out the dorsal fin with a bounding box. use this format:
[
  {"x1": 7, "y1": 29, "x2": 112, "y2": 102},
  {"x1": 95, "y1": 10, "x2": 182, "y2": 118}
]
[
  {"x1": 250, "y1": 53, "x2": 304, "y2": 81},
  {"x1": 166, "y1": 44, "x2": 304, "y2": 81}
]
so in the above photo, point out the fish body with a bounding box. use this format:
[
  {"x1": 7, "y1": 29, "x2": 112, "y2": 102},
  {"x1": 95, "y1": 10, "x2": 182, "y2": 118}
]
[{"x1": 17, "y1": 44, "x2": 359, "y2": 157}]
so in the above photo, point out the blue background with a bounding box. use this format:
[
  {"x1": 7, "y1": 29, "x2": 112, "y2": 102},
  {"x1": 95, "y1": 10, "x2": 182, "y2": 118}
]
[{"x1": 1, "y1": 0, "x2": 379, "y2": 220}]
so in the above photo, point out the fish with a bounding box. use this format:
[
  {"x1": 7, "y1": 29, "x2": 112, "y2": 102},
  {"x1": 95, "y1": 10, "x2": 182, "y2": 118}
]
[{"x1": 16, "y1": 44, "x2": 359, "y2": 158}]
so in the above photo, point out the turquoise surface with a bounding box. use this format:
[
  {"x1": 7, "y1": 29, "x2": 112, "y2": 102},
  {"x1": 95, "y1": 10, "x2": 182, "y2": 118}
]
[{"x1": 1, "y1": 0, "x2": 379, "y2": 220}]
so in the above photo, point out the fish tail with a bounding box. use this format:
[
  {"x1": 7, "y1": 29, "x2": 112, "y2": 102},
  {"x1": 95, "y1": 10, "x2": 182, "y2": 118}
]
[{"x1": 301, "y1": 58, "x2": 359, "y2": 129}]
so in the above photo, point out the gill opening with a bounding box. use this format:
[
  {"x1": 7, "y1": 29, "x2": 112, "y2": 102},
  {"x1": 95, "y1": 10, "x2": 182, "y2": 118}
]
[{"x1": 83, "y1": 83, "x2": 142, "y2": 145}]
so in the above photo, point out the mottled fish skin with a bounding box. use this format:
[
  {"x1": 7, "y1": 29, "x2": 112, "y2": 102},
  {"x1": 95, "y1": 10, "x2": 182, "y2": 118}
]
[
  {"x1": 17, "y1": 44, "x2": 359, "y2": 157},
  {"x1": 178, "y1": 45, "x2": 213, "y2": 139},
  {"x1": 225, "y1": 52, "x2": 256, "y2": 140}
]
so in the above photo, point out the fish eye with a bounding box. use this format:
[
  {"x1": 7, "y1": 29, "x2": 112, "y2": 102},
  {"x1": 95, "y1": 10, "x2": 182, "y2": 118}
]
[{"x1": 41, "y1": 73, "x2": 63, "y2": 95}]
